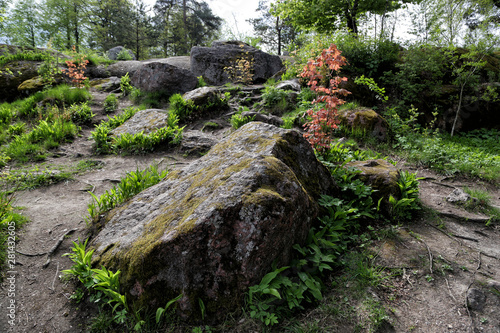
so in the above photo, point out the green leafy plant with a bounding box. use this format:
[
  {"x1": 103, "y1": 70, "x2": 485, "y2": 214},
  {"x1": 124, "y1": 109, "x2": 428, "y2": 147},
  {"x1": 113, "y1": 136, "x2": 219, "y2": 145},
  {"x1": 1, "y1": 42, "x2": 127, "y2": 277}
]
[
  {"x1": 354, "y1": 75, "x2": 388, "y2": 102},
  {"x1": 230, "y1": 113, "x2": 254, "y2": 129},
  {"x1": 389, "y1": 170, "x2": 422, "y2": 220},
  {"x1": 196, "y1": 76, "x2": 207, "y2": 88},
  {"x1": 300, "y1": 44, "x2": 351, "y2": 150},
  {"x1": 169, "y1": 93, "x2": 197, "y2": 122},
  {"x1": 86, "y1": 164, "x2": 168, "y2": 224},
  {"x1": 103, "y1": 94, "x2": 119, "y2": 114},
  {"x1": 247, "y1": 153, "x2": 381, "y2": 326},
  {"x1": 0, "y1": 193, "x2": 29, "y2": 281},
  {"x1": 2, "y1": 118, "x2": 79, "y2": 163},
  {"x1": 155, "y1": 294, "x2": 182, "y2": 324},
  {"x1": 62, "y1": 239, "x2": 133, "y2": 327},
  {"x1": 69, "y1": 102, "x2": 94, "y2": 125},
  {"x1": 0, "y1": 166, "x2": 73, "y2": 192},
  {"x1": 262, "y1": 85, "x2": 292, "y2": 115},
  {"x1": 116, "y1": 48, "x2": 133, "y2": 61},
  {"x1": 120, "y1": 72, "x2": 133, "y2": 97},
  {"x1": 37, "y1": 49, "x2": 61, "y2": 89},
  {"x1": 90, "y1": 106, "x2": 141, "y2": 154},
  {"x1": 111, "y1": 125, "x2": 183, "y2": 155}
]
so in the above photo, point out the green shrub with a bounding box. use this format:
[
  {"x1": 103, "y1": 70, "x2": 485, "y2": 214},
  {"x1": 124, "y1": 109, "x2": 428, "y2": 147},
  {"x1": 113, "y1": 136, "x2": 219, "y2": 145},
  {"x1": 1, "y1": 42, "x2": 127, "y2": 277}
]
[
  {"x1": 103, "y1": 94, "x2": 119, "y2": 113},
  {"x1": 3, "y1": 118, "x2": 79, "y2": 163},
  {"x1": 0, "y1": 50, "x2": 48, "y2": 67},
  {"x1": 196, "y1": 76, "x2": 207, "y2": 88},
  {"x1": 282, "y1": 33, "x2": 399, "y2": 81},
  {"x1": 13, "y1": 85, "x2": 92, "y2": 119},
  {"x1": 262, "y1": 85, "x2": 292, "y2": 114},
  {"x1": 116, "y1": 48, "x2": 133, "y2": 61},
  {"x1": 247, "y1": 158, "x2": 381, "y2": 326},
  {"x1": 86, "y1": 164, "x2": 169, "y2": 223},
  {"x1": 0, "y1": 193, "x2": 29, "y2": 280},
  {"x1": 110, "y1": 126, "x2": 183, "y2": 155},
  {"x1": 230, "y1": 113, "x2": 255, "y2": 129},
  {"x1": 0, "y1": 104, "x2": 13, "y2": 124},
  {"x1": 381, "y1": 45, "x2": 448, "y2": 118},
  {"x1": 90, "y1": 106, "x2": 182, "y2": 155},
  {"x1": 83, "y1": 50, "x2": 114, "y2": 66},
  {"x1": 389, "y1": 171, "x2": 422, "y2": 220},
  {"x1": 169, "y1": 93, "x2": 196, "y2": 122},
  {"x1": 120, "y1": 72, "x2": 133, "y2": 97},
  {"x1": 69, "y1": 102, "x2": 94, "y2": 125}
]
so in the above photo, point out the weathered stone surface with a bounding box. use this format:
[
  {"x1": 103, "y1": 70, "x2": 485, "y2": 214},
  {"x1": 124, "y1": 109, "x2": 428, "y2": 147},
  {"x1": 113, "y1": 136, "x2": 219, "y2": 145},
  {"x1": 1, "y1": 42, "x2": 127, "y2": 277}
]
[
  {"x1": 111, "y1": 109, "x2": 169, "y2": 137},
  {"x1": 276, "y1": 79, "x2": 301, "y2": 91},
  {"x1": 0, "y1": 61, "x2": 39, "y2": 102},
  {"x1": 190, "y1": 40, "x2": 284, "y2": 85},
  {"x1": 179, "y1": 130, "x2": 218, "y2": 155},
  {"x1": 17, "y1": 76, "x2": 45, "y2": 94},
  {"x1": 344, "y1": 159, "x2": 399, "y2": 211},
  {"x1": 107, "y1": 46, "x2": 136, "y2": 60},
  {"x1": 241, "y1": 111, "x2": 284, "y2": 127},
  {"x1": 90, "y1": 122, "x2": 337, "y2": 321},
  {"x1": 467, "y1": 288, "x2": 487, "y2": 311},
  {"x1": 86, "y1": 57, "x2": 191, "y2": 79},
  {"x1": 338, "y1": 108, "x2": 389, "y2": 141},
  {"x1": 446, "y1": 188, "x2": 471, "y2": 204},
  {"x1": 183, "y1": 86, "x2": 220, "y2": 105},
  {"x1": 131, "y1": 62, "x2": 197, "y2": 94},
  {"x1": 90, "y1": 77, "x2": 121, "y2": 92}
]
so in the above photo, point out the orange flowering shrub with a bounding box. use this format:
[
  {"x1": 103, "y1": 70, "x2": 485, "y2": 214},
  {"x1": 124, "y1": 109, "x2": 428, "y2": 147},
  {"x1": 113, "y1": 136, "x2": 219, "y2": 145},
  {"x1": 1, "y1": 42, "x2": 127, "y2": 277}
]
[
  {"x1": 300, "y1": 44, "x2": 350, "y2": 151},
  {"x1": 63, "y1": 46, "x2": 89, "y2": 88}
]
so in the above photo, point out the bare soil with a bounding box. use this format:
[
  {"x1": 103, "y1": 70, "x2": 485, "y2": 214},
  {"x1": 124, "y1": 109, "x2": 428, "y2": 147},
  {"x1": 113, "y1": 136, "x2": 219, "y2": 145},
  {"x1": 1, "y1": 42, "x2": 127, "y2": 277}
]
[{"x1": 0, "y1": 90, "x2": 499, "y2": 333}]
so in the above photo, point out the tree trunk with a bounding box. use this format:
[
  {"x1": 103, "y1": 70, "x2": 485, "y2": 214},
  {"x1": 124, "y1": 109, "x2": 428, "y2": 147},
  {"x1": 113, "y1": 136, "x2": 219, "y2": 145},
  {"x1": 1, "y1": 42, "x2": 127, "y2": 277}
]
[
  {"x1": 276, "y1": 16, "x2": 281, "y2": 55},
  {"x1": 345, "y1": 0, "x2": 359, "y2": 35},
  {"x1": 73, "y1": 2, "x2": 80, "y2": 53}
]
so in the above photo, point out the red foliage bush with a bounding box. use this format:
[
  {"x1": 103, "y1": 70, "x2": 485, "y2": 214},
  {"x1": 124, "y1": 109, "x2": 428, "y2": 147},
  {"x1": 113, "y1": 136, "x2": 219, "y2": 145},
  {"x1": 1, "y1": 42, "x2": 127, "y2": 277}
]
[
  {"x1": 300, "y1": 44, "x2": 351, "y2": 150},
  {"x1": 63, "y1": 46, "x2": 89, "y2": 88}
]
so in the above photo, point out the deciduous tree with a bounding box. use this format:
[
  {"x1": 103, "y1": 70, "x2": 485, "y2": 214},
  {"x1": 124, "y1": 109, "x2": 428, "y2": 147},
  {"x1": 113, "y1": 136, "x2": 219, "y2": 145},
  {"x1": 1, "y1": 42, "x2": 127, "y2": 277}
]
[
  {"x1": 271, "y1": 0, "x2": 416, "y2": 35},
  {"x1": 248, "y1": 0, "x2": 299, "y2": 55},
  {"x1": 4, "y1": 0, "x2": 41, "y2": 47}
]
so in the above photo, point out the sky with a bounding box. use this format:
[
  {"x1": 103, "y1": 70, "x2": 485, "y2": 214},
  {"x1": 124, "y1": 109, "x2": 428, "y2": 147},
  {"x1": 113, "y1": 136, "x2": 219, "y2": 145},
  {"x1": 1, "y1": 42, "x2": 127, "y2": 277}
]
[{"x1": 143, "y1": 0, "x2": 262, "y2": 38}]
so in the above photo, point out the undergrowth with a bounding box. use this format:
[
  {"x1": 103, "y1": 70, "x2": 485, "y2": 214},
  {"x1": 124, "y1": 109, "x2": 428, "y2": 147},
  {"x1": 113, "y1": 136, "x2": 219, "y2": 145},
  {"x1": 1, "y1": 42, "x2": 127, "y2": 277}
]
[
  {"x1": 0, "y1": 192, "x2": 29, "y2": 282},
  {"x1": 90, "y1": 106, "x2": 183, "y2": 155},
  {"x1": 86, "y1": 164, "x2": 168, "y2": 225}
]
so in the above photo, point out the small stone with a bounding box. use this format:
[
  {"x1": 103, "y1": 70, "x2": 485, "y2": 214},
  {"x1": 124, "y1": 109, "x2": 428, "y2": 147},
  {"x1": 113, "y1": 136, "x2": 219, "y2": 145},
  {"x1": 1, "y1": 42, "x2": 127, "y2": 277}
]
[
  {"x1": 446, "y1": 188, "x2": 470, "y2": 203},
  {"x1": 467, "y1": 288, "x2": 487, "y2": 311}
]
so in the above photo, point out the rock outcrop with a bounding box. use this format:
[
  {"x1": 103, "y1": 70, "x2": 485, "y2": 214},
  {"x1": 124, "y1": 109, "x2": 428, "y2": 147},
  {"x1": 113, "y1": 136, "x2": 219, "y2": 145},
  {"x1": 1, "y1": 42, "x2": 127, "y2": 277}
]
[
  {"x1": 107, "y1": 46, "x2": 136, "y2": 60},
  {"x1": 338, "y1": 108, "x2": 389, "y2": 141},
  {"x1": 0, "y1": 61, "x2": 40, "y2": 102},
  {"x1": 111, "y1": 109, "x2": 170, "y2": 137},
  {"x1": 131, "y1": 62, "x2": 198, "y2": 95},
  {"x1": 86, "y1": 57, "x2": 191, "y2": 79},
  {"x1": 344, "y1": 159, "x2": 399, "y2": 211},
  {"x1": 90, "y1": 122, "x2": 337, "y2": 321},
  {"x1": 190, "y1": 41, "x2": 284, "y2": 85}
]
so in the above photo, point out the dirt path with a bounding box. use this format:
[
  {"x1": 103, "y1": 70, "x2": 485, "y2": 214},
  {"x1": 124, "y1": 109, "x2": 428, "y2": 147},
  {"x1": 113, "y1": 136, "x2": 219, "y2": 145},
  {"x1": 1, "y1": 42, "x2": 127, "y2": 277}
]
[{"x1": 0, "y1": 91, "x2": 499, "y2": 332}]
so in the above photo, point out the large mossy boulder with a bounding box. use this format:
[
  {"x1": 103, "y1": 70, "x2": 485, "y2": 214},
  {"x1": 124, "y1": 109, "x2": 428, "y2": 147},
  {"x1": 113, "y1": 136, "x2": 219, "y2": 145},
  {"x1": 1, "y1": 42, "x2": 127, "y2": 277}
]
[
  {"x1": 89, "y1": 122, "x2": 337, "y2": 321},
  {"x1": 131, "y1": 62, "x2": 198, "y2": 94},
  {"x1": 0, "y1": 61, "x2": 40, "y2": 102},
  {"x1": 190, "y1": 40, "x2": 284, "y2": 85},
  {"x1": 338, "y1": 108, "x2": 389, "y2": 141}
]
